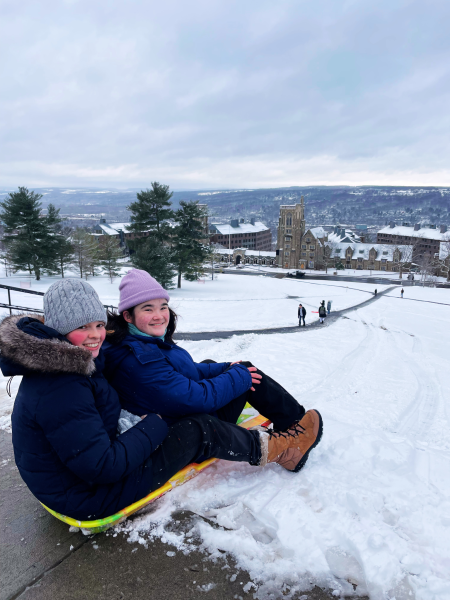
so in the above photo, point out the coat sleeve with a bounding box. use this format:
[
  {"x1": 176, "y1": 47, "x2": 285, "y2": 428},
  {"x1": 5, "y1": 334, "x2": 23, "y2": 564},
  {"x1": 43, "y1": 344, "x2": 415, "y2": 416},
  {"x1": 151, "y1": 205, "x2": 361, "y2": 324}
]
[
  {"x1": 36, "y1": 379, "x2": 168, "y2": 485},
  {"x1": 120, "y1": 356, "x2": 252, "y2": 417},
  {"x1": 195, "y1": 361, "x2": 230, "y2": 379}
]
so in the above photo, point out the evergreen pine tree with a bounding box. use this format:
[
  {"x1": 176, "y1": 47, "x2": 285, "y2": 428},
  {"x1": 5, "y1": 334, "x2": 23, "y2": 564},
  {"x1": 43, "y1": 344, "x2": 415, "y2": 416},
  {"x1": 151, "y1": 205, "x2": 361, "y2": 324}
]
[
  {"x1": 0, "y1": 187, "x2": 54, "y2": 280},
  {"x1": 99, "y1": 237, "x2": 123, "y2": 283},
  {"x1": 172, "y1": 201, "x2": 210, "y2": 288},
  {"x1": 130, "y1": 237, "x2": 175, "y2": 289},
  {"x1": 127, "y1": 182, "x2": 176, "y2": 287},
  {"x1": 127, "y1": 182, "x2": 174, "y2": 242}
]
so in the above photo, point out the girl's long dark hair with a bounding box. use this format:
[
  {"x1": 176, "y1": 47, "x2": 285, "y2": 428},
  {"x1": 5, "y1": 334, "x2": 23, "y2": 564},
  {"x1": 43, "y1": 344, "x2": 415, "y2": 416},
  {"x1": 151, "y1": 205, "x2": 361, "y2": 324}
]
[{"x1": 106, "y1": 306, "x2": 178, "y2": 345}]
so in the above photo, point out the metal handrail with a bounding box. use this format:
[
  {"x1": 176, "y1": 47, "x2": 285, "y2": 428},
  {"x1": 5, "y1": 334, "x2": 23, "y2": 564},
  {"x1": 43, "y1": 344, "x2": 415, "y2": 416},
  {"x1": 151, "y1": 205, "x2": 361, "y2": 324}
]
[{"x1": 0, "y1": 283, "x2": 117, "y2": 315}]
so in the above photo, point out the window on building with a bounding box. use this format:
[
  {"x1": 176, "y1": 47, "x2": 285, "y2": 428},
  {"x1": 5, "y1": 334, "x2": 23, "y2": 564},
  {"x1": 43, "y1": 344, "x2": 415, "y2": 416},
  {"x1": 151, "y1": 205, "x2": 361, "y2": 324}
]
[
  {"x1": 359, "y1": 250, "x2": 364, "y2": 254},
  {"x1": 310, "y1": 245, "x2": 315, "y2": 250},
  {"x1": 335, "y1": 249, "x2": 341, "y2": 254},
  {"x1": 383, "y1": 251, "x2": 388, "y2": 255},
  {"x1": 285, "y1": 244, "x2": 290, "y2": 249},
  {"x1": 301, "y1": 252, "x2": 306, "y2": 257},
  {"x1": 306, "y1": 238, "x2": 311, "y2": 243},
  {"x1": 285, "y1": 251, "x2": 290, "y2": 256},
  {"x1": 302, "y1": 244, "x2": 306, "y2": 249},
  {"x1": 286, "y1": 213, "x2": 292, "y2": 227},
  {"x1": 286, "y1": 229, "x2": 292, "y2": 234}
]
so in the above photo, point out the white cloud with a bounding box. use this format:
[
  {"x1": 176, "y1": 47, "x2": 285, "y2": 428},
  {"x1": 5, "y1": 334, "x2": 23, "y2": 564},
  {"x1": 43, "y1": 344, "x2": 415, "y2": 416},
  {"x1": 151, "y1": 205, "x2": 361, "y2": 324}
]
[{"x1": 1, "y1": 0, "x2": 450, "y2": 188}]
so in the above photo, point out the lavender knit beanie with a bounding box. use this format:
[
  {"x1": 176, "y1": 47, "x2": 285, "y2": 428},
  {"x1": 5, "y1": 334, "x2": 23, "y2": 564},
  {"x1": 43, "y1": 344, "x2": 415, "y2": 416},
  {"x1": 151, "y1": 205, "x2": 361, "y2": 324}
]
[{"x1": 118, "y1": 269, "x2": 170, "y2": 313}]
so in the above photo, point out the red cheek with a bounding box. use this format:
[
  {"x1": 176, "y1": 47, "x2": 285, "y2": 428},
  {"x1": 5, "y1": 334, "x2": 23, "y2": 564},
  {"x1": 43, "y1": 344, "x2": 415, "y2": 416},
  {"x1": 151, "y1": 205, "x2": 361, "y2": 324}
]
[{"x1": 66, "y1": 331, "x2": 87, "y2": 346}]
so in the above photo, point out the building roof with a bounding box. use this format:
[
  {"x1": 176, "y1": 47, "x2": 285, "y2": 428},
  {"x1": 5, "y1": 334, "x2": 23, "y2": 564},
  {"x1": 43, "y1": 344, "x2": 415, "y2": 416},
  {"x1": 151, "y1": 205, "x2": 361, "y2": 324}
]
[
  {"x1": 325, "y1": 242, "x2": 412, "y2": 261},
  {"x1": 309, "y1": 227, "x2": 327, "y2": 239},
  {"x1": 210, "y1": 221, "x2": 269, "y2": 235},
  {"x1": 327, "y1": 229, "x2": 361, "y2": 244},
  {"x1": 94, "y1": 222, "x2": 132, "y2": 235},
  {"x1": 378, "y1": 225, "x2": 449, "y2": 241}
]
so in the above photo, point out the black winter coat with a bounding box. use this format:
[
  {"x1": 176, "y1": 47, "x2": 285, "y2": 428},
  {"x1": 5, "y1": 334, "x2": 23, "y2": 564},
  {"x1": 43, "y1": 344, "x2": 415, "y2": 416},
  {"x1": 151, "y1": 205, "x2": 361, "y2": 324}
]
[
  {"x1": 298, "y1": 307, "x2": 306, "y2": 318},
  {"x1": 0, "y1": 316, "x2": 168, "y2": 520}
]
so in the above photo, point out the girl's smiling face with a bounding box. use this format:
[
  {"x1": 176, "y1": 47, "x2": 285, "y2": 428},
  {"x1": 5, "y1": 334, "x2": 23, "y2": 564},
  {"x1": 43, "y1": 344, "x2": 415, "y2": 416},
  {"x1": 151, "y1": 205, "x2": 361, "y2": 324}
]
[
  {"x1": 65, "y1": 321, "x2": 106, "y2": 358},
  {"x1": 123, "y1": 298, "x2": 169, "y2": 338}
]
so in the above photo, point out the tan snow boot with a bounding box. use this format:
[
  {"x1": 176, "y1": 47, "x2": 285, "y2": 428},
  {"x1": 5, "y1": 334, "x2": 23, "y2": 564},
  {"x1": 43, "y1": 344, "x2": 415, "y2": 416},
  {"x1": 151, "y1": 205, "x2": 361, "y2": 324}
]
[{"x1": 259, "y1": 410, "x2": 323, "y2": 472}]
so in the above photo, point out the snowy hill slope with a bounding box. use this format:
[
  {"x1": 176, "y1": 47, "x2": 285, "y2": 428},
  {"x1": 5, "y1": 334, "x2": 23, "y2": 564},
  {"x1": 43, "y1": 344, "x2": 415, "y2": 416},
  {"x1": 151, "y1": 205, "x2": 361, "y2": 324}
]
[
  {"x1": 118, "y1": 292, "x2": 450, "y2": 600},
  {"x1": 0, "y1": 273, "x2": 449, "y2": 599}
]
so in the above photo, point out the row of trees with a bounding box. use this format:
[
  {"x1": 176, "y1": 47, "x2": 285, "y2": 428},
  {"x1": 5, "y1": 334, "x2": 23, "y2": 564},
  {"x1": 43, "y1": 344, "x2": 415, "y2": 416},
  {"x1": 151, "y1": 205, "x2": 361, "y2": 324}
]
[
  {"x1": 0, "y1": 184, "x2": 211, "y2": 288},
  {"x1": 0, "y1": 187, "x2": 123, "y2": 282},
  {"x1": 126, "y1": 182, "x2": 210, "y2": 288}
]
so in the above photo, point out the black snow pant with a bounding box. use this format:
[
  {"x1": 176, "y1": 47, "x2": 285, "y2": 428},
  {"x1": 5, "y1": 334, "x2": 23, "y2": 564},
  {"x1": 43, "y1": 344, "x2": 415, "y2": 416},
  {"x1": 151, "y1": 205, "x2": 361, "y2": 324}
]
[
  {"x1": 212, "y1": 360, "x2": 305, "y2": 431},
  {"x1": 149, "y1": 413, "x2": 262, "y2": 491},
  {"x1": 148, "y1": 360, "x2": 305, "y2": 491},
  {"x1": 299, "y1": 316, "x2": 306, "y2": 326}
]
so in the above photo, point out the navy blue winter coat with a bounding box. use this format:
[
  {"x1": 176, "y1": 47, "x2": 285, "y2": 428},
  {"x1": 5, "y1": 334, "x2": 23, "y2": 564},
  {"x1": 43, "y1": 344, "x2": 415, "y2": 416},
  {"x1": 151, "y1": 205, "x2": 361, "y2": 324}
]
[
  {"x1": 0, "y1": 316, "x2": 168, "y2": 521},
  {"x1": 103, "y1": 333, "x2": 252, "y2": 423}
]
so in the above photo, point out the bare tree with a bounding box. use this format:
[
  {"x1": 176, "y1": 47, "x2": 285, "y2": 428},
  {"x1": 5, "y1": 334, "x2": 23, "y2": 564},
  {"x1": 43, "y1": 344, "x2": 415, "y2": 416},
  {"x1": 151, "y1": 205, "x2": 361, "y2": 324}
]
[
  {"x1": 71, "y1": 229, "x2": 99, "y2": 279},
  {"x1": 392, "y1": 244, "x2": 414, "y2": 279},
  {"x1": 435, "y1": 235, "x2": 450, "y2": 281},
  {"x1": 99, "y1": 237, "x2": 123, "y2": 283},
  {"x1": 323, "y1": 240, "x2": 340, "y2": 273}
]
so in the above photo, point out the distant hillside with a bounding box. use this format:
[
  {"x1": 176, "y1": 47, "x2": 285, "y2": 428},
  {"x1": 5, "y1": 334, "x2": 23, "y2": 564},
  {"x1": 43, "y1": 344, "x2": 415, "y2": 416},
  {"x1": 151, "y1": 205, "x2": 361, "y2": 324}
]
[{"x1": 1, "y1": 186, "x2": 449, "y2": 233}]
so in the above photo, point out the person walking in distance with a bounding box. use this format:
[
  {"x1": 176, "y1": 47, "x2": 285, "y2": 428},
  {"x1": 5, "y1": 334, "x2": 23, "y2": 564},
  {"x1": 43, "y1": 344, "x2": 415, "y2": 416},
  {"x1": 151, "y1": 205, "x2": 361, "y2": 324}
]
[
  {"x1": 401, "y1": 288, "x2": 404, "y2": 298},
  {"x1": 374, "y1": 288, "x2": 378, "y2": 297},
  {"x1": 326, "y1": 300, "x2": 332, "y2": 315},
  {"x1": 298, "y1": 304, "x2": 306, "y2": 327},
  {"x1": 318, "y1": 301, "x2": 327, "y2": 324}
]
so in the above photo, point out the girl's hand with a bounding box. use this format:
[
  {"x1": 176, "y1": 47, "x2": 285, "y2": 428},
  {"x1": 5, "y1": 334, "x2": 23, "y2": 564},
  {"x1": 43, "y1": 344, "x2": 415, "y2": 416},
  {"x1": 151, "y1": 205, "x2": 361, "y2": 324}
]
[
  {"x1": 247, "y1": 366, "x2": 262, "y2": 391},
  {"x1": 230, "y1": 360, "x2": 242, "y2": 366}
]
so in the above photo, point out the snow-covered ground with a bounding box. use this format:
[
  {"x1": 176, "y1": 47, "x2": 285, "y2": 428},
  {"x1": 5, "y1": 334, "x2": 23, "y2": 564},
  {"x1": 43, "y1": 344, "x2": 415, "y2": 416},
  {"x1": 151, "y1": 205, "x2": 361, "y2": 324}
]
[
  {"x1": 1, "y1": 270, "x2": 450, "y2": 599},
  {"x1": 0, "y1": 271, "x2": 388, "y2": 333}
]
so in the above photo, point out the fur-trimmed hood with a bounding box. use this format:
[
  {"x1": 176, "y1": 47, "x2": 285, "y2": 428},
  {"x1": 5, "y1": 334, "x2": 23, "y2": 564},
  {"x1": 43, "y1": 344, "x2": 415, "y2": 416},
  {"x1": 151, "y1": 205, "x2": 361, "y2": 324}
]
[{"x1": 0, "y1": 315, "x2": 96, "y2": 377}]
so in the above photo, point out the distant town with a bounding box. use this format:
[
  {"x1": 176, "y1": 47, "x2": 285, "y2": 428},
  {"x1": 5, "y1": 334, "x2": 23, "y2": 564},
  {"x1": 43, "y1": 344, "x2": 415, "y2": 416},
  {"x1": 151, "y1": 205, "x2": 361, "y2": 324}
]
[{"x1": 1, "y1": 185, "x2": 449, "y2": 281}]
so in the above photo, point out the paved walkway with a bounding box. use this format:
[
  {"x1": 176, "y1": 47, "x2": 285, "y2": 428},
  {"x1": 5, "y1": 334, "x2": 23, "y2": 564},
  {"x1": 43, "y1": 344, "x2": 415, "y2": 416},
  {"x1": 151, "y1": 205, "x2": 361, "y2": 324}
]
[{"x1": 176, "y1": 286, "x2": 396, "y2": 341}]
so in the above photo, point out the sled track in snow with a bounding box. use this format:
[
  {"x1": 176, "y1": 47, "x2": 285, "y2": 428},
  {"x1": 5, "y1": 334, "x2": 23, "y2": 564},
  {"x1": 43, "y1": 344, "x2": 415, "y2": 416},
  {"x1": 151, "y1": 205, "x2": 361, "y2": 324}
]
[
  {"x1": 389, "y1": 332, "x2": 439, "y2": 441},
  {"x1": 175, "y1": 287, "x2": 397, "y2": 341}
]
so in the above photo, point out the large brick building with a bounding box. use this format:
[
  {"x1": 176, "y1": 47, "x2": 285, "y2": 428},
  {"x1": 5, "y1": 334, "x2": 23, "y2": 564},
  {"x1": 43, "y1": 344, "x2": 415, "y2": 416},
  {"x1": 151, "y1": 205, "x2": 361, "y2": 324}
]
[
  {"x1": 377, "y1": 223, "x2": 448, "y2": 261},
  {"x1": 209, "y1": 219, "x2": 272, "y2": 251}
]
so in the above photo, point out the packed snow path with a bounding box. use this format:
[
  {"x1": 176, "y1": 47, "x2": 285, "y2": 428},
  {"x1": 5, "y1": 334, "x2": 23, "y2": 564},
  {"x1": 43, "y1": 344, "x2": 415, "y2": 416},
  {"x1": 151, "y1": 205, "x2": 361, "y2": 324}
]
[
  {"x1": 117, "y1": 291, "x2": 450, "y2": 600},
  {"x1": 176, "y1": 286, "x2": 395, "y2": 340}
]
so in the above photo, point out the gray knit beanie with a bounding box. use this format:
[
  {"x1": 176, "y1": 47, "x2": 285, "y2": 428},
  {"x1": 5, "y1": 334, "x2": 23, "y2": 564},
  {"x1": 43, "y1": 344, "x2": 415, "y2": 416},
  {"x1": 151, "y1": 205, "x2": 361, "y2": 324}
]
[{"x1": 44, "y1": 279, "x2": 107, "y2": 335}]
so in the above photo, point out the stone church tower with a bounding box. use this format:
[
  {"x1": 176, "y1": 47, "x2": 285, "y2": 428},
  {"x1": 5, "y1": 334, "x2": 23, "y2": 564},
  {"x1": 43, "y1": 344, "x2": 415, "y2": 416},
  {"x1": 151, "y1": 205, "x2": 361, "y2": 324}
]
[{"x1": 276, "y1": 197, "x2": 306, "y2": 268}]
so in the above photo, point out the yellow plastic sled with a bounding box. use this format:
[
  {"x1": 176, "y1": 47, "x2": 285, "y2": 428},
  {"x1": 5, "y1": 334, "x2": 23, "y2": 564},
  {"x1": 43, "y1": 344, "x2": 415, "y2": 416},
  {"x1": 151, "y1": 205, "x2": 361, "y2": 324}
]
[{"x1": 42, "y1": 412, "x2": 269, "y2": 533}]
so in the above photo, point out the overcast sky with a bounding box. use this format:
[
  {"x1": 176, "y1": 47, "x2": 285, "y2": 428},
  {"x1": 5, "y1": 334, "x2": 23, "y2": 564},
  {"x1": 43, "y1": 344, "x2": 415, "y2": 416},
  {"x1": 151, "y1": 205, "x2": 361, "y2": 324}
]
[{"x1": 1, "y1": 0, "x2": 450, "y2": 189}]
